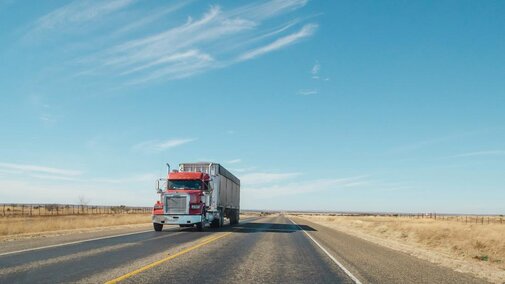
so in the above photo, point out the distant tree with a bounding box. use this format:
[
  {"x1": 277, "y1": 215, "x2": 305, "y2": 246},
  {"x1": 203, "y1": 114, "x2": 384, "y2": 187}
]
[
  {"x1": 45, "y1": 204, "x2": 58, "y2": 214},
  {"x1": 77, "y1": 195, "x2": 90, "y2": 213}
]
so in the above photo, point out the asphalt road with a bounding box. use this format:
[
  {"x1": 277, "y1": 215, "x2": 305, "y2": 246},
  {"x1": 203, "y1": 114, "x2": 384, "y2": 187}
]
[{"x1": 0, "y1": 215, "x2": 488, "y2": 284}]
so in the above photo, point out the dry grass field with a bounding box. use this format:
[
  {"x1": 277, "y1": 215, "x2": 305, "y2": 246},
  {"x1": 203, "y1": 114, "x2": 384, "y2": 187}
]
[
  {"x1": 0, "y1": 214, "x2": 151, "y2": 239},
  {"x1": 296, "y1": 215, "x2": 505, "y2": 283}
]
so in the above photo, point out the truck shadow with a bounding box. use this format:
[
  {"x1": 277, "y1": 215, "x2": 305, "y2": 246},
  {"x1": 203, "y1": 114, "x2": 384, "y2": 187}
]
[{"x1": 226, "y1": 222, "x2": 316, "y2": 233}]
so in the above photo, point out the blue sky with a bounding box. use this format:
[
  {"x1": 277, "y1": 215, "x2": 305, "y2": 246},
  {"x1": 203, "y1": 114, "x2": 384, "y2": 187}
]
[{"x1": 0, "y1": 0, "x2": 504, "y2": 213}]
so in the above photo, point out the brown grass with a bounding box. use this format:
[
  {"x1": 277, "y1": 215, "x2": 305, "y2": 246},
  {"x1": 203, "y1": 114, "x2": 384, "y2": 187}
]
[
  {"x1": 295, "y1": 215, "x2": 505, "y2": 284},
  {"x1": 0, "y1": 214, "x2": 151, "y2": 237}
]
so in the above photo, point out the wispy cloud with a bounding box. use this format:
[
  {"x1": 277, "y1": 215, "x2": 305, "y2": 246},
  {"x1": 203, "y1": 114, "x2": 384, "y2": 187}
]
[
  {"x1": 311, "y1": 62, "x2": 320, "y2": 79},
  {"x1": 238, "y1": 23, "x2": 317, "y2": 61},
  {"x1": 243, "y1": 176, "x2": 367, "y2": 198},
  {"x1": 239, "y1": 172, "x2": 302, "y2": 186},
  {"x1": 0, "y1": 178, "x2": 153, "y2": 205},
  {"x1": 388, "y1": 131, "x2": 485, "y2": 154},
  {"x1": 0, "y1": 162, "x2": 82, "y2": 177},
  {"x1": 42, "y1": 1, "x2": 316, "y2": 84},
  {"x1": 226, "y1": 159, "x2": 242, "y2": 164},
  {"x1": 298, "y1": 89, "x2": 318, "y2": 96},
  {"x1": 452, "y1": 150, "x2": 505, "y2": 158},
  {"x1": 230, "y1": 167, "x2": 257, "y2": 173},
  {"x1": 112, "y1": 1, "x2": 191, "y2": 36},
  {"x1": 132, "y1": 138, "x2": 197, "y2": 153},
  {"x1": 92, "y1": 173, "x2": 157, "y2": 184},
  {"x1": 28, "y1": 0, "x2": 135, "y2": 35}
]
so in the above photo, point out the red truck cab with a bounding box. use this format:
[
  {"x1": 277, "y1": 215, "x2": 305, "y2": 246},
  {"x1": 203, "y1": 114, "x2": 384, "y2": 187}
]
[{"x1": 152, "y1": 171, "x2": 210, "y2": 231}]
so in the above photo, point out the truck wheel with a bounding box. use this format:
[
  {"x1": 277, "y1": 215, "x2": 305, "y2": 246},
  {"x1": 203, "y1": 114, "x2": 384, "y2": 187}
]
[
  {"x1": 153, "y1": 223, "x2": 163, "y2": 232},
  {"x1": 230, "y1": 212, "x2": 236, "y2": 225},
  {"x1": 230, "y1": 210, "x2": 239, "y2": 225},
  {"x1": 210, "y1": 218, "x2": 219, "y2": 228},
  {"x1": 219, "y1": 213, "x2": 224, "y2": 227},
  {"x1": 196, "y1": 222, "x2": 205, "y2": 232}
]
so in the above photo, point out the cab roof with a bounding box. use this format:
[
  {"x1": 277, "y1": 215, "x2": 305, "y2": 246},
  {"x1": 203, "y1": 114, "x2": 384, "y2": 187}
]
[{"x1": 168, "y1": 171, "x2": 210, "y2": 180}]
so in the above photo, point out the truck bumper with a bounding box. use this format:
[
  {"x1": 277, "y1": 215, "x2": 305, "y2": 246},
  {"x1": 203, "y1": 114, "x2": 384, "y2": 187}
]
[{"x1": 152, "y1": 214, "x2": 202, "y2": 225}]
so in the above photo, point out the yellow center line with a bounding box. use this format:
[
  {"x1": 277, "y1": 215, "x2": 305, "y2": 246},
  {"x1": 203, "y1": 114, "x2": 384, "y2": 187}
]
[{"x1": 104, "y1": 232, "x2": 232, "y2": 284}]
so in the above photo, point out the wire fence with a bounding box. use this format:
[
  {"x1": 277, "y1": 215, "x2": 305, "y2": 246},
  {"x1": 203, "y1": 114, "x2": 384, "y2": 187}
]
[
  {"x1": 0, "y1": 203, "x2": 151, "y2": 217},
  {"x1": 289, "y1": 212, "x2": 505, "y2": 225},
  {"x1": 389, "y1": 213, "x2": 505, "y2": 225}
]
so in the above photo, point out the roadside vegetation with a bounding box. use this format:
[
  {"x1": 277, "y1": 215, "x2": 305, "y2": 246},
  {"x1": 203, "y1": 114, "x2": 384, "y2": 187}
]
[{"x1": 295, "y1": 215, "x2": 505, "y2": 283}]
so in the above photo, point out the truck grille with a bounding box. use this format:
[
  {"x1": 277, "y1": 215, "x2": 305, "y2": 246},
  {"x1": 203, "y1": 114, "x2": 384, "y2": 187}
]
[{"x1": 165, "y1": 195, "x2": 188, "y2": 214}]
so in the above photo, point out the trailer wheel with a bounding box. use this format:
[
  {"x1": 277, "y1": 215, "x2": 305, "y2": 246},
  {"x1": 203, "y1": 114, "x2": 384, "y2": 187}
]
[
  {"x1": 210, "y1": 218, "x2": 220, "y2": 228},
  {"x1": 153, "y1": 223, "x2": 163, "y2": 232},
  {"x1": 229, "y1": 211, "x2": 236, "y2": 225},
  {"x1": 196, "y1": 222, "x2": 205, "y2": 232},
  {"x1": 230, "y1": 210, "x2": 240, "y2": 225}
]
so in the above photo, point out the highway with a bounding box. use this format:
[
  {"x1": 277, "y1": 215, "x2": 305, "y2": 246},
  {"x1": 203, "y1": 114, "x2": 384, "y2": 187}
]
[{"x1": 0, "y1": 215, "x2": 487, "y2": 284}]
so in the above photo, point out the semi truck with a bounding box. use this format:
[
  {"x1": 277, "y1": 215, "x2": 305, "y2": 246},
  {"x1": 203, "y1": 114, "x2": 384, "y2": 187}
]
[{"x1": 152, "y1": 162, "x2": 240, "y2": 232}]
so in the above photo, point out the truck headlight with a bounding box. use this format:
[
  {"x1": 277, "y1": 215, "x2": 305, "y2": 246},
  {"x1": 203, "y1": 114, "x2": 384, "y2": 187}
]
[{"x1": 190, "y1": 204, "x2": 200, "y2": 209}]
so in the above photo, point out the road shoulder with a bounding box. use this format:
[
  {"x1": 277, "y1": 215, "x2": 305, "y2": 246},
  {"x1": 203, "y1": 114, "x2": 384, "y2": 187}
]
[
  {"x1": 290, "y1": 216, "x2": 489, "y2": 284},
  {"x1": 0, "y1": 223, "x2": 152, "y2": 255}
]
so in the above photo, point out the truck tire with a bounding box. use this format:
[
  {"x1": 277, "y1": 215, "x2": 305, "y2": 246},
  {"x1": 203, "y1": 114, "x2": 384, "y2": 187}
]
[
  {"x1": 230, "y1": 209, "x2": 240, "y2": 225},
  {"x1": 211, "y1": 210, "x2": 225, "y2": 228},
  {"x1": 210, "y1": 218, "x2": 219, "y2": 228},
  {"x1": 153, "y1": 223, "x2": 163, "y2": 232},
  {"x1": 196, "y1": 222, "x2": 205, "y2": 232},
  {"x1": 229, "y1": 210, "x2": 236, "y2": 225}
]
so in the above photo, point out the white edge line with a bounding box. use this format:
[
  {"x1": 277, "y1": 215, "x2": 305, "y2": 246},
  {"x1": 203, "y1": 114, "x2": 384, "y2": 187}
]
[
  {"x1": 0, "y1": 216, "x2": 260, "y2": 257},
  {"x1": 289, "y1": 218, "x2": 363, "y2": 284},
  {"x1": 0, "y1": 229, "x2": 153, "y2": 257}
]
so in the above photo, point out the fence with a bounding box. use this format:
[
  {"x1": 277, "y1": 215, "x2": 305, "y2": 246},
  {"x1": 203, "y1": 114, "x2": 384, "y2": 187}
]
[
  {"x1": 390, "y1": 213, "x2": 505, "y2": 225},
  {"x1": 289, "y1": 212, "x2": 505, "y2": 225},
  {"x1": 0, "y1": 203, "x2": 151, "y2": 217}
]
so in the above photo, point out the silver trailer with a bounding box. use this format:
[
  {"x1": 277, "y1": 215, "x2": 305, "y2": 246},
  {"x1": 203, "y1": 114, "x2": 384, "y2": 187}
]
[{"x1": 179, "y1": 162, "x2": 240, "y2": 225}]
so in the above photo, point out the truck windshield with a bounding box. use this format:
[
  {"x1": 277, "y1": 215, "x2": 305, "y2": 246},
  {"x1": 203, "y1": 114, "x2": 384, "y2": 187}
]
[{"x1": 168, "y1": 180, "x2": 201, "y2": 190}]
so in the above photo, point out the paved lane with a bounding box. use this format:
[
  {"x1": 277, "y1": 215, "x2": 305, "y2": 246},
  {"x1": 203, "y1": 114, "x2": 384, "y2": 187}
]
[
  {"x1": 0, "y1": 227, "x2": 215, "y2": 283},
  {"x1": 0, "y1": 215, "x2": 488, "y2": 283},
  {"x1": 120, "y1": 215, "x2": 353, "y2": 284}
]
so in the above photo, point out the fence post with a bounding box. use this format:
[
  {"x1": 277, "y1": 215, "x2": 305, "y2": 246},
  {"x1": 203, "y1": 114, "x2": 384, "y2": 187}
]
[
  {"x1": 2, "y1": 204, "x2": 4, "y2": 216},
  {"x1": 30, "y1": 205, "x2": 32, "y2": 216}
]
